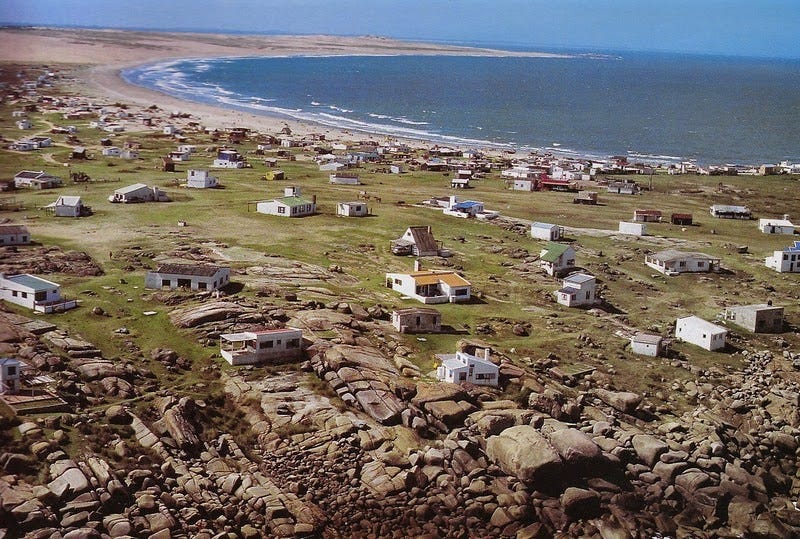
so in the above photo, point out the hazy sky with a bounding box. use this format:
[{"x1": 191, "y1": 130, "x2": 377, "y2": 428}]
[{"x1": 2, "y1": 0, "x2": 798, "y2": 58}]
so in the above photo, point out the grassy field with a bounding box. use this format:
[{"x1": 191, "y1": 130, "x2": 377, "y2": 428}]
[{"x1": 2, "y1": 65, "x2": 799, "y2": 415}]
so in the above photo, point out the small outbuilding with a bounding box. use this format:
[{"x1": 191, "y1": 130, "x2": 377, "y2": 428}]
[
  {"x1": 186, "y1": 169, "x2": 219, "y2": 189},
  {"x1": 710, "y1": 204, "x2": 751, "y2": 219},
  {"x1": 758, "y1": 217, "x2": 794, "y2": 235},
  {"x1": 47, "y1": 195, "x2": 88, "y2": 217},
  {"x1": 555, "y1": 273, "x2": 597, "y2": 307},
  {"x1": 392, "y1": 307, "x2": 442, "y2": 334},
  {"x1": 539, "y1": 243, "x2": 576, "y2": 276},
  {"x1": 671, "y1": 213, "x2": 693, "y2": 225},
  {"x1": 0, "y1": 273, "x2": 77, "y2": 313},
  {"x1": 0, "y1": 225, "x2": 31, "y2": 246},
  {"x1": 109, "y1": 184, "x2": 168, "y2": 203},
  {"x1": 630, "y1": 333, "x2": 664, "y2": 357},
  {"x1": 722, "y1": 304, "x2": 784, "y2": 333},
  {"x1": 531, "y1": 222, "x2": 563, "y2": 241},
  {"x1": 337, "y1": 201, "x2": 369, "y2": 217},
  {"x1": 619, "y1": 221, "x2": 647, "y2": 236}
]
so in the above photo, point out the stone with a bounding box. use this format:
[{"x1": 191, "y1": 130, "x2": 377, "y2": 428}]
[
  {"x1": 48, "y1": 467, "x2": 90, "y2": 499},
  {"x1": 560, "y1": 487, "x2": 601, "y2": 519},
  {"x1": 486, "y1": 426, "x2": 562, "y2": 486},
  {"x1": 594, "y1": 389, "x2": 642, "y2": 413},
  {"x1": 631, "y1": 434, "x2": 669, "y2": 467},
  {"x1": 545, "y1": 428, "x2": 603, "y2": 471},
  {"x1": 105, "y1": 405, "x2": 131, "y2": 425}
]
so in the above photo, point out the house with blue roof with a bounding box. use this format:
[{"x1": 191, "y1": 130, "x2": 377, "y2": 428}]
[
  {"x1": 0, "y1": 273, "x2": 77, "y2": 313},
  {"x1": 765, "y1": 241, "x2": 800, "y2": 273}
]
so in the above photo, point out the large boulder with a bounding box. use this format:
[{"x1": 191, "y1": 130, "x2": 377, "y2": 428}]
[
  {"x1": 593, "y1": 389, "x2": 642, "y2": 414},
  {"x1": 545, "y1": 428, "x2": 604, "y2": 473},
  {"x1": 632, "y1": 434, "x2": 669, "y2": 467},
  {"x1": 486, "y1": 426, "x2": 563, "y2": 486}
]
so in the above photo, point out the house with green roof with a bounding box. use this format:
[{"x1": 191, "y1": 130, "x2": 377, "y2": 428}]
[
  {"x1": 256, "y1": 186, "x2": 316, "y2": 217},
  {"x1": 539, "y1": 242, "x2": 576, "y2": 276},
  {"x1": 0, "y1": 273, "x2": 77, "y2": 313}
]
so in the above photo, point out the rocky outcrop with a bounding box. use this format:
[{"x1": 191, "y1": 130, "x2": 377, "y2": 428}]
[{"x1": 487, "y1": 425, "x2": 563, "y2": 486}]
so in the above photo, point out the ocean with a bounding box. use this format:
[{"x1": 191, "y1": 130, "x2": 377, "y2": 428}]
[{"x1": 122, "y1": 50, "x2": 800, "y2": 165}]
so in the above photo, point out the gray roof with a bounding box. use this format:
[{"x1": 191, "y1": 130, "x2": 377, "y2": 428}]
[
  {"x1": 0, "y1": 225, "x2": 29, "y2": 235},
  {"x1": 563, "y1": 273, "x2": 595, "y2": 285},
  {"x1": 153, "y1": 263, "x2": 226, "y2": 277},
  {"x1": 649, "y1": 250, "x2": 720, "y2": 263},
  {"x1": 632, "y1": 333, "x2": 662, "y2": 345},
  {"x1": 5, "y1": 274, "x2": 58, "y2": 291}
]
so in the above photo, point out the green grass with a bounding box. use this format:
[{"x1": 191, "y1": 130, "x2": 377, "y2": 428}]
[{"x1": 1, "y1": 63, "x2": 799, "y2": 424}]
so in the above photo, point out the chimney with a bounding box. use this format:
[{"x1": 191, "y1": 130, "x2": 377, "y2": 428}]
[
  {"x1": 413, "y1": 259, "x2": 421, "y2": 272},
  {"x1": 484, "y1": 348, "x2": 491, "y2": 362},
  {"x1": 284, "y1": 186, "x2": 299, "y2": 197},
  {"x1": 449, "y1": 195, "x2": 457, "y2": 208},
  {"x1": 312, "y1": 194, "x2": 317, "y2": 205},
  {"x1": 783, "y1": 214, "x2": 790, "y2": 221}
]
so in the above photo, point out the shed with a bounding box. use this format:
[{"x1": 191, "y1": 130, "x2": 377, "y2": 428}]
[
  {"x1": 675, "y1": 315, "x2": 727, "y2": 351},
  {"x1": 337, "y1": 201, "x2": 369, "y2": 217},
  {"x1": 619, "y1": 221, "x2": 647, "y2": 236},
  {"x1": 392, "y1": 308, "x2": 442, "y2": 334},
  {"x1": 530, "y1": 222, "x2": 563, "y2": 241},
  {"x1": 722, "y1": 304, "x2": 784, "y2": 333},
  {"x1": 630, "y1": 333, "x2": 664, "y2": 357}
]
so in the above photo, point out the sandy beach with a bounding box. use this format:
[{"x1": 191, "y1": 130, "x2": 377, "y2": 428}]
[{"x1": 0, "y1": 27, "x2": 565, "y2": 145}]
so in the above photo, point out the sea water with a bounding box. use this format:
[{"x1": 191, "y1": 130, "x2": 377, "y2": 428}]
[{"x1": 123, "y1": 50, "x2": 800, "y2": 164}]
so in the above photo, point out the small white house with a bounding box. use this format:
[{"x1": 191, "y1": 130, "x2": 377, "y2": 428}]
[
  {"x1": 443, "y1": 196, "x2": 486, "y2": 218},
  {"x1": 386, "y1": 263, "x2": 471, "y2": 304},
  {"x1": 16, "y1": 118, "x2": 32, "y2": 130},
  {"x1": 450, "y1": 178, "x2": 470, "y2": 189},
  {"x1": 630, "y1": 333, "x2": 664, "y2": 357},
  {"x1": 555, "y1": 273, "x2": 597, "y2": 307},
  {"x1": 219, "y1": 327, "x2": 304, "y2": 366},
  {"x1": 145, "y1": 263, "x2": 230, "y2": 291},
  {"x1": 102, "y1": 146, "x2": 122, "y2": 157},
  {"x1": 531, "y1": 222, "x2": 563, "y2": 241},
  {"x1": 0, "y1": 225, "x2": 30, "y2": 246},
  {"x1": 186, "y1": 169, "x2": 219, "y2": 189},
  {"x1": 0, "y1": 358, "x2": 21, "y2": 395},
  {"x1": 0, "y1": 273, "x2": 77, "y2": 313},
  {"x1": 213, "y1": 149, "x2": 245, "y2": 168},
  {"x1": 392, "y1": 307, "x2": 442, "y2": 334},
  {"x1": 618, "y1": 221, "x2": 647, "y2": 236},
  {"x1": 14, "y1": 170, "x2": 62, "y2": 189},
  {"x1": 436, "y1": 349, "x2": 499, "y2": 387},
  {"x1": 758, "y1": 217, "x2": 795, "y2": 235},
  {"x1": 256, "y1": 186, "x2": 316, "y2": 217},
  {"x1": 48, "y1": 196, "x2": 86, "y2": 217},
  {"x1": 675, "y1": 315, "x2": 727, "y2": 351},
  {"x1": 645, "y1": 250, "x2": 721, "y2": 275},
  {"x1": 337, "y1": 201, "x2": 369, "y2": 217},
  {"x1": 330, "y1": 172, "x2": 361, "y2": 185},
  {"x1": 108, "y1": 184, "x2": 167, "y2": 203},
  {"x1": 765, "y1": 241, "x2": 800, "y2": 273},
  {"x1": 539, "y1": 243, "x2": 576, "y2": 276}
]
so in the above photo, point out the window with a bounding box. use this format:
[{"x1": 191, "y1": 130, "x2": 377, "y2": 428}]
[
  {"x1": 12, "y1": 291, "x2": 17, "y2": 297},
  {"x1": 415, "y1": 316, "x2": 421, "y2": 326},
  {"x1": 286, "y1": 338, "x2": 300, "y2": 349},
  {"x1": 585, "y1": 291, "x2": 591, "y2": 299},
  {"x1": 702, "y1": 333, "x2": 707, "y2": 338},
  {"x1": 455, "y1": 288, "x2": 468, "y2": 296},
  {"x1": 698, "y1": 261, "x2": 705, "y2": 267},
  {"x1": 260, "y1": 340, "x2": 274, "y2": 349},
  {"x1": 276, "y1": 339, "x2": 282, "y2": 345},
  {"x1": 22, "y1": 237, "x2": 27, "y2": 242},
  {"x1": 278, "y1": 206, "x2": 285, "y2": 214},
  {"x1": 394, "y1": 278, "x2": 402, "y2": 285},
  {"x1": 6, "y1": 366, "x2": 16, "y2": 376},
  {"x1": 162, "y1": 279, "x2": 170, "y2": 287},
  {"x1": 459, "y1": 372, "x2": 467, "y2": 381},
  {"x1": 21, "y1": 292, "x2": 27, "y2": 298},
  {"x1": 198, "y1": 282, "x2": 207, "y2": 290},
  {"x1": 679, "y1": 261, "x2": 686, "y2": 267}
]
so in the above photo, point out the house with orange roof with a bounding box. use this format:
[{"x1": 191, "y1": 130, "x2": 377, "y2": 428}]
[{"x1": 385, "y1": 261, "x2": 471, "y2": 304}]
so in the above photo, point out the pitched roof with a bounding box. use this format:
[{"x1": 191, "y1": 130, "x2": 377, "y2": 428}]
[
  {"x1": 0, "y1": 225, "x2": 29, "y2": 235},
  {"x1": 115, "y1": 183, "x2": 149, "y2": 194},
  {"x1": 4, "y1": 274, "x2": 58, "y2": 291},
  {"x1": 153, "y1": 263, "x2": 226, "y2": 277},
  {"x1": 540, "y1": 242, "x2": 573, "y2": 263},
  {"x1": 15, "y1": 170, "x2": 47, "y2": 179},
  {"x1": 677, "y1": 315, "x2": 727, "y2": 334},
  {"x1": 408, "y1": 226, "x2": 438, "y2": 254},
  {"x1": 632, "y1": 332, "x2": 663, "y2": 345},
  {"x1": 409, "y1": 270, "x2": 470, "y2": 287},
  {"x1": 56, "y1": 196, "x2": 82, "y2": 206},
  {"x1": 532, "y1": 222, "x2": 557, "y2": 229},
  {"x1": 649, "y1": 250, "x2": 719, "y2": 263},
  {"x1": 276, "y1": 196, "x2": 314, "y2": 208}
]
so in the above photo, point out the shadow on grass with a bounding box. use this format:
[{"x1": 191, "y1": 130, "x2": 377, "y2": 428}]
[
  {"x1": 439, "y1": 325, "x2": 471, "y2": 335},
  {"x1": 222, "y1": 282, "x2": 245, "y2": 295}
]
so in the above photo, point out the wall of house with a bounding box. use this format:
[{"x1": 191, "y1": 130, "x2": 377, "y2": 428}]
[
  {"x1": 631, "y1": 341, "x2": 660, "y2": 356},
  {"x1": 676, "y1": 320, "x2": 726, "y2": 351},
  {"x1": 0, "y1": 280, "x2": 61, "y2": 310},
  {"x1": 224, "y1": 331, "x2": 303, "y2": 366},
  {"x1": 0, "y1": 232, "x2": 29, "y2": 245},
  {"x1": 54, "y1": 205, "x2": 80, "y2": 217},
  {"x1": 145, "y1": 270, "x2": 229, "y2": 291}
]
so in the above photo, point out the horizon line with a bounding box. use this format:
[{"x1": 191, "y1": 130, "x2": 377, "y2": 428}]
[{"x1": 1, "y1": 23, "x2": 798, "y2": 62}]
